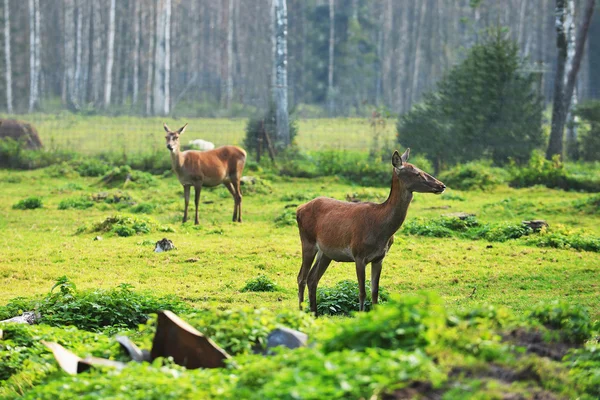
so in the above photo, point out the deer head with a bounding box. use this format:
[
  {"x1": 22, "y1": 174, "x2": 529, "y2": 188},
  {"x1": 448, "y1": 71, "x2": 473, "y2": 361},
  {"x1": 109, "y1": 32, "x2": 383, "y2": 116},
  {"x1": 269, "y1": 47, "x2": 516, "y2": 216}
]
[
  {"x1": 392, "y1": 149, "x2": 446, "y2": 194},
  {"x1": 164, "y1": 123, "x2": 188, "y2": 152}
]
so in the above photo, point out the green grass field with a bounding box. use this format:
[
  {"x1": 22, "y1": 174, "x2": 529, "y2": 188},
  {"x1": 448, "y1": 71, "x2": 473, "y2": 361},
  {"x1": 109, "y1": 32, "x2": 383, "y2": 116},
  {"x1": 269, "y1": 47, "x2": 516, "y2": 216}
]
[
  {"x1": 1, "y1": 115, "x2": 600, "y2": 399},
  {"x1": 1, "y1": 167, "x2": 598, "y2": 319},
  {"x1": 1, "y1": 113, "x2": 397, "y2": 154}
]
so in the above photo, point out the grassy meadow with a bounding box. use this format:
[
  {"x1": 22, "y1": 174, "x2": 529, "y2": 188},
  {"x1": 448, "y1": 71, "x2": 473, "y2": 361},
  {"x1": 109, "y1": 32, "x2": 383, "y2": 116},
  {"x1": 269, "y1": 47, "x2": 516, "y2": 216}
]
[{"x1": 1, "y1": 114, "x2": 600, "y2": 399}]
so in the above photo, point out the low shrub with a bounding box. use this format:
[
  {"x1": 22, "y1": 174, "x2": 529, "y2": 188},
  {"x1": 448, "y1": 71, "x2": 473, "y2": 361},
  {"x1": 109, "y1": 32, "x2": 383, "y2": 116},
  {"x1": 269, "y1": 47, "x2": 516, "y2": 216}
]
[
  {"x1": 12, "y1": 196, "x2": 43, "y2": 210},
  {"x1": 58, "y1": 196, "x2": 94, "y2": 210},
  {"x1": 98, "y1": 165, "x2": 157, "y2": 188},
  {"x1": 274, "y1": 208, "x2": 297, "y2": 227},
  {"x1": 402, "y1": 216, "x2": 479, "y2": 238},
  {"x1": 312, "y1": 280, "x2": 390, "y2": 317},
  {"x1": 83, "y1": 214, "x2": 157, "y2": 237},
  {"x1": 240, "y1": 176, "x2": 273, "y2": 195},
  {"x1": 510, "y1": 151, "x2": 600, "y2": 192},
  {"x1": 438, "y1": 161, "x2": 508, "y2": 191},
  {"x1": 528, "y1": 300, "x2": 596, "y2": 344},
  {"x1": 572, "y1": 194, "x2": 600, "y2": 214},
  {"x1": 130, "y1": 202, "x2": 156, "y2": 214},
  {"x1": 440, "y1": 192, "x2": 466, "y2": 201},
  {"x1": 240, "y1": 275, "x2": 279, "y2": 293},
  {"x1": 73, "y1": 158, "x2": 112, "y2": 177},
  {"x1": 0, "y1": 277, "x2": 190, "y2": 332},
  {"x1": 0, "y1": 137, "x2": 76, "y2": 169},
  {"x1": 473, "y1": 222, "x2": 532, "y2": 242},
  {"x1": 525, "y1": 231, "x2": 600, "y2": 252}
]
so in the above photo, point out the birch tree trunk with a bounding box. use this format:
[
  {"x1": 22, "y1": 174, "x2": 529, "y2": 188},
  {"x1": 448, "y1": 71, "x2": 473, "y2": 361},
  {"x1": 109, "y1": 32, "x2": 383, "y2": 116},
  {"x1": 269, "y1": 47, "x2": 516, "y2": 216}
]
[
  {"x1": 145, "y1": 1, "x2": 155, "y2": 115},
  {"x1": 4, "y1": 0, "x2": 13, "y2": 113},
  {"x1": 28, "y1": 0, "x2": 37, "y2": 112},
  {"x1": 274, "y1": 0, "x2": 289, "y2": 147},
  {"x1": 104, "y1": 0, "x2": 116, "y2": 108},
  {"x1": 164, "y1": 0, "x2": 171, "y2": 115},
  {"x1": 409, "y1": 0, "x2": 427, "y2": 108},
  {"x1": 224, "y1": 0, "x2": 234, "y2": 109},
  {"x1": 398, "y1": 1, "x2": 411, "y2": 113},
  {"x1": 547, "y1": 0, "x2": 595, "y2": 159},
  {"x1": 132, "y1": 0, "x2": 140, "y2": 105},
  {"x1": 327, "y1": 0, "x2": 335, "y2": 116},
  {"x1": 153, "y1": 0, "x2": 169, "y2": 115},
  {"x1": 90, "y1": 0, "x2": 102, "y2": 105},
  {"x1": 74, "y1": 0, "x2": 83, "y2": 105},
  {"x1": 564, "y1": 0, "x2": 577, "y2": 158}
]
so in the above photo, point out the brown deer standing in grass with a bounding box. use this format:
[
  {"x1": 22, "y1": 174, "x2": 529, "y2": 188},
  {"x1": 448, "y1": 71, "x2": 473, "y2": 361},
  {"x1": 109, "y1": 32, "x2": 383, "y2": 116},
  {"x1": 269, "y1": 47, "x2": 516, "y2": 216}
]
[
  {"x1": 296, "y1": 149, "x2": 446, "y2": 315},
  {"x1": 164, "y1": 123, "x2": 246, "y2": 224}
]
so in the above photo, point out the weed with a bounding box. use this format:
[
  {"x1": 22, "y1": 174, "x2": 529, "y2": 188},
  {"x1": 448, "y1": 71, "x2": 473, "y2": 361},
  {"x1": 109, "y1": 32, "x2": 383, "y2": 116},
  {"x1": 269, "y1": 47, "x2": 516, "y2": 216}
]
[
  {"x1": 274, "y1": 208, "x2": 297, "y2": 227},
  {"x1": 84, "y1": 215, "x2": 156, "y2": 237},
  {"x1": 439, "y1": 161, "x2": 508, "y2": 191},
  {"x1": 58, "y1": 196, "x2": 94, "y2": 210},
  {"x1": 312, "y1": 280, "x2": 390, "y2": 316},
  {"x1": 528, "y1": 300, "x2": 596, "y2": 344},
  {"x1": 12, "y1": 196, "x2": 43, "y2": 210},
  {"x1": 241, "y1": 275, "x2": 279, "y2": 292},
  {"x1": 130, "y1": 202, "x2": 157, "y2": 214}
]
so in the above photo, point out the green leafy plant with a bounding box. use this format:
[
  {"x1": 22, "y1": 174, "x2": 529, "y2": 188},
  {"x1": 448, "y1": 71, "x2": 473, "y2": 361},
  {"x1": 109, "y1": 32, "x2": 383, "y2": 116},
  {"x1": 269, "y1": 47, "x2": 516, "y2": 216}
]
[
  {"x1": 312, "y1": 280, "x2": 390, "y2": 316},
  {"x1": 438, "y1": 161, "x2": 508, "y2": 191},
  {"x1": 83, "y1": 214, "x2": 156, "y2": 237},
  {"x1": 241, "y1": 275, "x2": 279, "y2": 292},
  {"x1": 528, "y1": 300, "x2": 596, "y2": 344},
  {"x1": 274, "y1": 209, "x2": 297, "y2": 227},
  {"x1": 58, "y1": 196, "x2": 94, "y2": 210},
  {"x1": 12, "y1": 196, "x2": 43, "y2": 210}
]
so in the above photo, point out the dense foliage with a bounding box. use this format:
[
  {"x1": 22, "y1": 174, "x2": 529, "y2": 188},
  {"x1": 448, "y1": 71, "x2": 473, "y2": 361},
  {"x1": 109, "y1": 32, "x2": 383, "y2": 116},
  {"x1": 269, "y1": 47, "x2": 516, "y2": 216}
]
[
  {"x1": 1, "y1": 290, "x2": 599, "y2": 399},
  {"x1": 574, "y1": 100, "x2": 600, "y2": 162},
  {"x1": 312, "y1": 280, "x2": 390, "y2": 316},
  {"x1": 397, "y1": 28, "x2": 544, "y2": 171}
]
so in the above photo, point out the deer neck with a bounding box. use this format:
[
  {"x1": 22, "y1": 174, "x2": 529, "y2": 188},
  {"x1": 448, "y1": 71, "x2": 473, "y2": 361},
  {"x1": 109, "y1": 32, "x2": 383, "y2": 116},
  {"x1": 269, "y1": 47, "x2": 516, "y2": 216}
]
[
  {"x1": 169, "y1": 147, "x2": 185, "y2": 172},
  {"x1": 379, "y1": 171, "x2": 413, "y2": 236}
]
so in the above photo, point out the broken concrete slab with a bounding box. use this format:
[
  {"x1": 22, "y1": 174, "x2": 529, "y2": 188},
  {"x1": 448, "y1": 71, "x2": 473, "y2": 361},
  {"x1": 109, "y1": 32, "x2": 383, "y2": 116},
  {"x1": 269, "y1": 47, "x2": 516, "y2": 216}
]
[
  {"x1": 265, "y1": 327, "x2": 308, "y2": 351},
  {"x1": 151, "y1": 310, "x2": 231, "y2": 369},
  {"x1": 116, "y1": 335, "x2": 151, "y2": 362},
  {"x1": 0, "y1": 311, "x2": 39, "y2": 325},
  {"x1": 42, "y1": 341, "x2": 126, "y2": 375}
]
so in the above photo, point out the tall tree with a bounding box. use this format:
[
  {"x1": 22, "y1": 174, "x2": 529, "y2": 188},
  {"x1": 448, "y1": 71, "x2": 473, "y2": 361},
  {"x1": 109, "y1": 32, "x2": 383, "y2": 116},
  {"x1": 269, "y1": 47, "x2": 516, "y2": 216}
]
[
  {"x1": 28, "y1": 0, "x2": 40, "y2": 112},
  {"x1": 327, "y1": 0, "x2": 335, "y2": 115},
  {"x1": 273, "y1": 0, "x2": 289, "y2": 146},
  {"x1": 104, "y1": 0, "x2": 116, "y2": 108},
  {"x1": 547, "y1": 0, "x2": 595, "y2": 159},
  {"x1": 4, "y1": 0, "x2": 13, "y2": 112},
  {"x1": 132, "y1": 0, "x2": 141, "y2": 105}
]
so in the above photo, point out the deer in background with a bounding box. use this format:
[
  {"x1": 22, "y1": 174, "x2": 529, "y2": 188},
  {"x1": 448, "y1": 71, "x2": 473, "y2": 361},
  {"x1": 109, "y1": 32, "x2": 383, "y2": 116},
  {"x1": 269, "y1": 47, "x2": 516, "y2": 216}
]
[
  {"x1": 164, "y1": 123, "x2": 246, "y2": 224},
  {"x1": 296, "y1": 149, "x2": 446, "y2": 315}
]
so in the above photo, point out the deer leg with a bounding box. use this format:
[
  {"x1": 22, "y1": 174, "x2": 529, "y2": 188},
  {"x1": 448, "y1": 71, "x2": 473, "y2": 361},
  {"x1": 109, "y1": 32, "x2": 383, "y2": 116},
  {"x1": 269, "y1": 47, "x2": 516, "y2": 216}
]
[
  {"x1": 355, "y1": 259, "x2": 367, "y2": 311},
  {"x1": 371, "y1": 260, "x2": 383, "y2": 307},
  {"x1": 194, "y1": 185, "x2": 202, "y2": 225},
  {"x1": 297, "y1": 242, "x2": 317, "y2": 310},
  {"x1": 182, "y1": 185, "x2": 191, "y2": 223},
  {"x1": 231, "y1": 176, "x2": 242, "y2": 223},
  {"x1": 224, "y1": 182, "x2": 238, "y2": 222},
  {"x1": 307, "y1": 252, "x2": 332, "y2": 316}
]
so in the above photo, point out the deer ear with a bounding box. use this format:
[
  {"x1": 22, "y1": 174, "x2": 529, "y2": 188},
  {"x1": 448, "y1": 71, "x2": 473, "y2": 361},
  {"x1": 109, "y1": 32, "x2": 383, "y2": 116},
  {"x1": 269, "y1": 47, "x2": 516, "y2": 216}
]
[
  {"x1": 392, "y1": 151, "x2": 403, "y2": 168},
  {"x1": 401, "y1": 148, "x2": 410, "y2": 163},
  {"x1": 177, "y1": 123, "x2": 188, "y2": 135},
  {"x1": 163, "y1": 123, "x2": 171, "y2": 133}
]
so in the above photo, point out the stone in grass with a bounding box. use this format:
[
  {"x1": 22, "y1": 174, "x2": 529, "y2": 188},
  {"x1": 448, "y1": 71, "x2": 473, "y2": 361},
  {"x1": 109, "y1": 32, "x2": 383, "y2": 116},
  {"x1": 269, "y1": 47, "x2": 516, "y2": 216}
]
[
  {"x1": 522, "y1": 220, "x2": 549, "y2": 232},
  {"x1": 442, "y1": 212, "x2": 475, "y2": 220},
  {"x1": 154, "y1": 238, "x2": 175, "y2": 253},
  {"x1": 262, "y1": 327, "x2": 308, "y2": 354},
  {"x1": 0, "y1": 311, "x2": 39, "y2": 325}
]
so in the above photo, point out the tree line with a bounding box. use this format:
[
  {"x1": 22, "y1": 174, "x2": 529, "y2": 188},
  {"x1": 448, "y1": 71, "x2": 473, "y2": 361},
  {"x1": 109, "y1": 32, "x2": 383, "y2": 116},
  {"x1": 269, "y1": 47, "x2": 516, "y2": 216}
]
[{"x1": 0, "y1": 0, "x2": 598, "y2": 117}]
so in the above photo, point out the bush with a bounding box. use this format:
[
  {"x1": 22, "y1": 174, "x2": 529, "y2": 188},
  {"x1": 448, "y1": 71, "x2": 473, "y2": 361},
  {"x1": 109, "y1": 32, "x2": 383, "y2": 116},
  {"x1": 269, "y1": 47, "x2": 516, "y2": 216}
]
[
  {"x1": 130, "y1": 202, "x2": 156, "y2": 214},
  {"x1": 58, "y1": 196, "x2": 94, "y2": 210},
  {"x1": 274, "y1": 208, "x2": 297, "y2": 227},
  {"x1": 83, "y1": 214, "x2": 157, "y2": 237},
  {"x1": 12, "y1": 196, "x2": 43, "y2": 210},
  {"x1": 244, "y1": 103, "x2": 298, "y2": 153},
  {"x1": 510, "y1": 151, "x2": 600, "y2": 192},
  {"x1": 574, "y1": 100, "x2": 600, "y2": 162},
  {"x1": 438, "y1": 161, "x2": 508, "y2": 191},
  {"x1": 73, "y1": 158, "x2": 112, "y2": 177},
  {"x1": 525, "y1": 231, "x2": 600, "y2": 252},
  {"x1": 98, "y1": 165, "x2": 158, "y2": 188},
  {"x1": 572, "y1": 194, "x2": 600, "y2": 214},
  {"x1": 0, "y1": 137, "x2": 76, "y2": 169},
  {"x1": 0, "y1": 277, "x2": 190, "y2": 332},
  {"x1": 312, "y1": 280, "x2": 390, "y2": 316},
  {"x1": 240, "y1": 275, "x2": 279, "y2": 293},
  {"x1": 402, "y1": 216, "x2": 479, "y2": 238},
  {"x1": 398, "y1": 28, "x2": 543, "y2": 170},
  {"x1": 528, "y1": 301, "x2": 595, "y2": 344}
]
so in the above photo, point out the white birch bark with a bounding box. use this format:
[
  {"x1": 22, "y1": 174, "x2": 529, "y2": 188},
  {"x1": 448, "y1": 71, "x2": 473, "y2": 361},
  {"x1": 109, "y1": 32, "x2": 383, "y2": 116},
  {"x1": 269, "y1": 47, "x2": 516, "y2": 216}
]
[
  {"x1": 564, "y1": 0, "x2": 577, "y2": 155},
  {"x1": 28, "y1": 0, "x2": 36, "y2": 111},
  {"x1": 104, "y1": 0, "x2": 116, "y2": 108},
  {"x1": 153, "y1": 0, "x2": 166, "y2": 115},
  {"x1": 327, "y1": 0, "x2": 335, "y2": 115},
  {"x1": 274, "y1": 0, "x2": 289, "y2": 146},
  {"x1": 224, "y1": 0, "x2": 234, "y2": 109},
  {"x1": 4, "y1": 0, "x2": 13, "y2": 112},
  {"x1": 145, "y1": 1, "x2": 154, "y2": 115},
  {"x1": 398, "y1": 2, "x2": 410, "y2": 113},
  {"x1": 163, "y1": 0, "x2": 171, "y2": 115},
  {"x1": 74, "y1": 0, "x2": 83, "y2": 106},
  {"x1": 91, "y1": 1, "x2": 102, "y2": 104},
  {"x1": 409, "y1": 0, "x2": 427, "y2": 108},
  {"x1": 132, "y1": 0, "x2": 140, "y2": 105}
]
